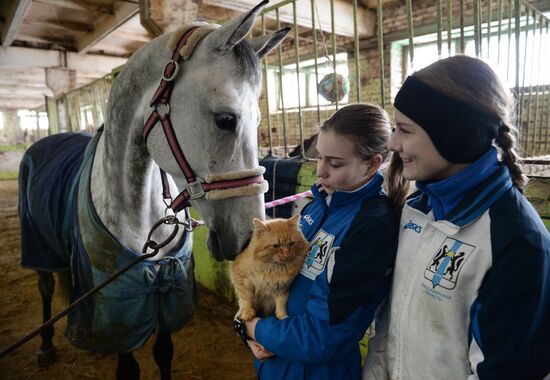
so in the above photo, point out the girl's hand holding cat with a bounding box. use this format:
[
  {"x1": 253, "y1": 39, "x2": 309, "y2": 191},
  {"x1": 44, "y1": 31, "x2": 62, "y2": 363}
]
[
  {"x1": 244, "y1": 317, "x2": 259, "y2": 340},
  {"x1": 245, "y1": 318, "x2": 275, "y2": 361},
  {"x1": 248, "y1": 339, "x2": 274, "y2": 361}
]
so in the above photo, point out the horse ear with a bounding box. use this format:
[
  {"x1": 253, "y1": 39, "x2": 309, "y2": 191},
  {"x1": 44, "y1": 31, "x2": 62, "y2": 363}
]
[
  {"x1": 247, "y1": 27, "x2": 291, "y2": 58},
  {"x1": 208, "y1": 0, "x2": 269, "y2": 51}
]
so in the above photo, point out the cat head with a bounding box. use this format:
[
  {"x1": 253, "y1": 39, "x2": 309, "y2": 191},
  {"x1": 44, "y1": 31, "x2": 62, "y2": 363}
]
[{"x1": 251, "y1": 215, "x2": 309, "y2": 264}]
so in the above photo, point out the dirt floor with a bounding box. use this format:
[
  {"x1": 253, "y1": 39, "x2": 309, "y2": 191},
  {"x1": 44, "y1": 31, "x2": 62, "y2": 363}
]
[{"x1": 0, "y1": 179, "x2": 256, "y2": 380}]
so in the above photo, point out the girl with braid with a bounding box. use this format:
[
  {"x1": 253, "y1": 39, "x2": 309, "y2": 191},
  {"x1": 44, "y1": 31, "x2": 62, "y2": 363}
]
[{"x1": 363, "y1": 55, "x2": 550, "y2": 380}]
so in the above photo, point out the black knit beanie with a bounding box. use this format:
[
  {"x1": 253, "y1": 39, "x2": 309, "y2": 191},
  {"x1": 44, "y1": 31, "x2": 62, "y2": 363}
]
[{"x1": 394, "y1": 76, "x2": 501, "y2": 163}]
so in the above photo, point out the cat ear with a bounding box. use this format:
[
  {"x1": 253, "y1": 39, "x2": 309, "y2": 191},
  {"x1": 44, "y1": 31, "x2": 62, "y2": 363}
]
[
  {"x1": 253, "y1": 218, "x2": 268, "y2": 232},
  {"x1": 288, "y1": 215, "x2": 301, "y2": 226}
]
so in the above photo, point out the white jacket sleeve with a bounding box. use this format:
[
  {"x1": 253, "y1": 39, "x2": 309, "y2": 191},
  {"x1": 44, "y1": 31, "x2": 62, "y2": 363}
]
[{"x1": 362, "y1": 299, "x2": 390, "y2": 380}]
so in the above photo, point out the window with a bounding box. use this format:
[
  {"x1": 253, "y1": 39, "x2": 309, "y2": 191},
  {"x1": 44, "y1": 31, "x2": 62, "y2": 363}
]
[
  {"x1": 17, "y1": 110, "x2": 49, "y2": 131},
  {"x1": 393, "y1": 13, "x2": 550, "y2": 91},
  {"x1": 266, "y1": 53, "x2": 349, "y2": 112}
]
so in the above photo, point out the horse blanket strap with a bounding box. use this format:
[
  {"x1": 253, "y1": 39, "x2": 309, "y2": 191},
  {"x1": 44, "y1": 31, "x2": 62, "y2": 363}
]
[{"x1": 143, "y1": 25, "x2": 268, "y2": 213}]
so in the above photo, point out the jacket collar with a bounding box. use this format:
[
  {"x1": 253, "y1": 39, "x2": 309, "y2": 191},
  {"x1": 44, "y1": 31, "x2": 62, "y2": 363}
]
[
  {"x1": 411, "y1": 148, "x2": 512, "y2": 226},
  {"x1": 311, "y1": 171, "x2": 384, "y2": 209}
]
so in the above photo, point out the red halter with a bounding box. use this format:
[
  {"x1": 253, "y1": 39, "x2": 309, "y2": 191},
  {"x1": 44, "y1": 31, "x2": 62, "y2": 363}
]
[{"x1": 143, "y1": 27, "x2": 266, "y2": 213}]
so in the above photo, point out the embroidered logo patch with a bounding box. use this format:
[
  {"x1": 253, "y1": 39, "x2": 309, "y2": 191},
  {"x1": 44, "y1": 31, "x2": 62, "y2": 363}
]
[
  {"x1": 403, "y1": 220, "x2": 422, "y2": 233},
  {"x1": 424, "y1": 238, "x2": 475, "y2": 290},
  {"x1": 303, "y1": 214, "x2": 314, "y2": 226},
  {"x1": 301, "y1": 229, "x2": 334, "y2": 280}
]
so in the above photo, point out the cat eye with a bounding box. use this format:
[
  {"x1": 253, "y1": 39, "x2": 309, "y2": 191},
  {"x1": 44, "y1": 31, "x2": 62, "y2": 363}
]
[
  {"x1": 289, "y1": 241, "x2": 295, "y2": 246},
  {"x1": 272, "y1": 244, "x2": 280, "y2": 249},
  {"x1": 214, "y1": 112, "x2": 237, "y2": 132}
]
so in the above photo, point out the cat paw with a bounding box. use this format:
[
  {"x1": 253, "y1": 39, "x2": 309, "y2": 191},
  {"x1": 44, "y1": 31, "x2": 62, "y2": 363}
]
[
  {"x1": 275, "y1": 310, "x2": 288, "y2": 320},
  {"x1": 239, "y1": 308, "x2": 256, "y2": 321}
]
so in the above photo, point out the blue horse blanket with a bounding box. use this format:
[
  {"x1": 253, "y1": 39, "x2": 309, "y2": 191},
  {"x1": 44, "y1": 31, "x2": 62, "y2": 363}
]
[{"x1": 19, "y1": 129, "x2": 195, "y2": 353}]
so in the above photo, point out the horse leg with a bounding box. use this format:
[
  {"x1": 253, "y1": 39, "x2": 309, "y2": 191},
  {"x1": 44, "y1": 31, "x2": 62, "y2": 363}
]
[
  {"x1": 153, "y1": 330, "x2": 173, "y2": 380},
  {"x1": 117, "y1": 352, "x2": 140, "y2": 380},
  {"x1": 36, "y1": 271, "x2": 57, "y2": 367}
]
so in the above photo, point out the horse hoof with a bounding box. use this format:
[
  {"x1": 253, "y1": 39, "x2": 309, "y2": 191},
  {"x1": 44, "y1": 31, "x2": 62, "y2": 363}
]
[{"x1": 36, "y1": 348, "x2": 57, "y2": 367}]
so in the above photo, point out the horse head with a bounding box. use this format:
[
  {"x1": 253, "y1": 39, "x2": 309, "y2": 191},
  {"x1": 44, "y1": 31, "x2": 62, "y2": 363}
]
[{"x1": 144, "y1": 1, "x2": 289, "y2": 260}]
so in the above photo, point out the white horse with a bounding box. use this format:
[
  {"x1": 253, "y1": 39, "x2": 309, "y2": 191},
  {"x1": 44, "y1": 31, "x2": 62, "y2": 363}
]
[{"x1": 17, "y1": 1, "x2": 289, "y2": 378}]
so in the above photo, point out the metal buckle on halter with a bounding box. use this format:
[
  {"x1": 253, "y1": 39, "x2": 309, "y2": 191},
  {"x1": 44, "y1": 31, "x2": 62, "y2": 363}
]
[
  {"x1": 186, "y1": 178, "x2": 205, "y2": 199},
  {"x1": 162, "y1": 60, "x2": 179, "y2": 82},
  {"x1": 156, "y1": 103, "x2": 170, "y2": 117}
]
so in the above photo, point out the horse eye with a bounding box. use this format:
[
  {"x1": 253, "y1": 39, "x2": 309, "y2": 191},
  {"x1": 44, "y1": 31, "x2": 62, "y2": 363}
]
[{"x1": 214, "y1": 112, "x2": 237, "y2": 132}]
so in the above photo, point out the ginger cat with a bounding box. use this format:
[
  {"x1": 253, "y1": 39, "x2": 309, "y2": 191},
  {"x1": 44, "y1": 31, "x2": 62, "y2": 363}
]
[{"x1": 230, "y1": 215, "x2": 309, "y2": 321}]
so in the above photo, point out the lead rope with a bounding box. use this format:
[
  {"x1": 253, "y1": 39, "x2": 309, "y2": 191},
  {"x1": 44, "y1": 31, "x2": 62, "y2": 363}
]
[{"x1": 0, "y1": 213, "x2": 198, "y2": 359}]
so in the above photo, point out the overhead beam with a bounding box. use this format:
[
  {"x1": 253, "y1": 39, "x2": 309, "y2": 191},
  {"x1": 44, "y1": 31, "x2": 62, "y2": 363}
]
[
  {"x1": 76, "y1": 2, "x2": 139, "y2": 53},
  {"x1": 34, "y1": 0, "x2": 90, "y2": 13},
  {"x1": 0, "y1": 46, "x2": 126, "y2": 74},
  {"x1": 23, "y1": 19, "x2": 93, "y2": 33},
  {"x1": 362, "y1": 0, "x2": 404, "y2": 9},
  {"x1": 0, "y1": 85, "x2": 52, "y2": 97},
  {"x1": 203, "y1": 0, "x2": 375, "y2": 38},
  {"x1": 0, "y1": 0, "x2": 32, "y2": 46},
  {"x1": 0, "y1": 95, "x2": 44, "y2": 110}
]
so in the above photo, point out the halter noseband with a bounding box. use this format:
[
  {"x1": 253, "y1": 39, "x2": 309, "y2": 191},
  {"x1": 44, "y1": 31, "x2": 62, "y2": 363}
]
[{"x1": 143, "y1": 26, "x2": 267, "y2": 213}]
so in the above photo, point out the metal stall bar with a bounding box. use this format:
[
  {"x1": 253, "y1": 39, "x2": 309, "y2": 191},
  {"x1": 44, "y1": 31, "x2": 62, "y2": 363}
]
[
  {"x1": 377, "y1": 0, "x2": 385, "y2": 108},
  {"x1": 497, "y1": 0, "x2": 503, "y2": 64},
  {"x1": 514, "y1": 0, "x2": 521, "y2": 130},
  {"x1": 544, "y1": 22, "x2": 550, "y2": 153},
  {"x1": 261, "y1": 14, "x2": 273, "y2": 154},
  {"x1": 459, "y1": 0, "x2": 465, "y2": 53},
  {"x1": 330, "y1": 0, "x2": 338, "y2": 110},
  {"x1": 506, "y1": 0, "x2": 513, "y2": 81},
  {"x1": 276, "y1": 8, "x2": 288, "y2": 155},
  {"x1": 405, "y1": 0, "x2": 414, "y2": 67},
  {"x1": 292, "y1": 0, "x2": 305, "y2": 157},
  {"x1": 353, "y1": 0, "x2": 361, "y2": 102},
  {"x1": 524, "y1": 11, "x2": 537, "y2": 153},
  {"x1": 447, "y1": 0, "x2": 452, "y2": 55},
  {"x1": 519, "y1": 6, "x2": 530, "y2": 133},
  {"x1": 487, "y1": 0, "x2": 492, "y2": 59},
  {"x1": 479, "y1": 0, "x2": 483, "y2": 57},
  {"x1": 533, "y1": 15, "x2": 544, "y2": 155},
  {"x1": 474, "y1": 0, "x2": 481, "y2": 56},
  {"x1": 437, "y1": 0, "x2": 442, "y2": 57},
  {"x1": 311, "y1": 0, "x2": 321, "y2": 124}
]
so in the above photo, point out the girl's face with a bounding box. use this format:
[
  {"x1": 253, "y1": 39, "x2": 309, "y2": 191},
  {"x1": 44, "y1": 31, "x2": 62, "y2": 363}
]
[
  {"x1": 389, "y1": 110, "x2": 468, "y2": 181},
  {"x1": 315, "y1": 130, "x2": 372, "y2": 194}
]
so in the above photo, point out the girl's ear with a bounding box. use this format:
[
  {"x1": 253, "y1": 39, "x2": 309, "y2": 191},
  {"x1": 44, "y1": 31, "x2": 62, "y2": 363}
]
[{"x1": 367, "y1": 154, "x2": 383, "y2": 176}]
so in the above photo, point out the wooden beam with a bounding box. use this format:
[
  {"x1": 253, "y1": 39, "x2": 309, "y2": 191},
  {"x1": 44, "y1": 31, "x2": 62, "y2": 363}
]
[
  {"x1": 0, "y1": 46, "x2": 126, "y2": 73},
  {"x1": 0, "y1": 95, "x2": 45, "y2": 109},
  {"x1": 362, "y1": 0, "x2": 404, "y2": 9},
  {"x1": 112, "y1": 30, "x2": 151, "y2": 43},
  {"x1": 0, "y1": 0, "x2": 32, "y2": 46},
  {"x1": 203, "y1": 0, "x2": 375, "y2": 38},
  {"x1": 34, "y1": 0, "x2": 90, "y2": 13},
  {"x1": 76, "y1": 2, "x2": 139, "y2": 53},
  {"x1": 0, "y1": 85, "x2": 52, "y2": 97},
  {"x1": 23, "y1": 19, "x2": 93, "y2": 33}
]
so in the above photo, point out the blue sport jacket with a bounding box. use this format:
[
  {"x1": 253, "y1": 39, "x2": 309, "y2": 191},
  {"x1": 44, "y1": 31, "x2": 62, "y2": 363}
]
[{"x1": 254, "y1": 172, "x2": 398, "y2": 380}]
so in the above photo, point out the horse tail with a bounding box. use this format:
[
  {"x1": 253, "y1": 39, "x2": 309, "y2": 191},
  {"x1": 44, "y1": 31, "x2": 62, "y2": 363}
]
[{"x1": 57, "y1": 271, "x2": 73, "y2": 305}]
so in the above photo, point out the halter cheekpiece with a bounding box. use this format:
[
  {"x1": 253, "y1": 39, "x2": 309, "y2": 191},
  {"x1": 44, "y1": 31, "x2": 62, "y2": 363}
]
[{"x1": 143, "y1": 26, "x2": 267, "y2": 213}]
